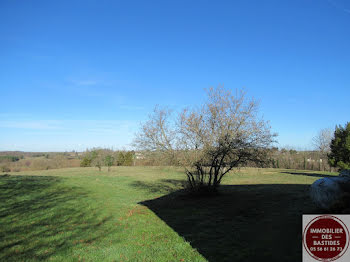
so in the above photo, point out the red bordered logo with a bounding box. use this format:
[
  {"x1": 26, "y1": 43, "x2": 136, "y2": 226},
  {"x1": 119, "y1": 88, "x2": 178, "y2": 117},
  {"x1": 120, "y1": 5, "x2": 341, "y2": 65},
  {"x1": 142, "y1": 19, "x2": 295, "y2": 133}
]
[{"x1": 303, "y1": 215, "x2": 350, "y2": 261}]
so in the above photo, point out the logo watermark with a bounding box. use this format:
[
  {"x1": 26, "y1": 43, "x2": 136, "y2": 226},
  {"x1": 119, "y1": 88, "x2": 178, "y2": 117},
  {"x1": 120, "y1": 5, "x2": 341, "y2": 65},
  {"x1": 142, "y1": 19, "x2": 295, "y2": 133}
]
[{"x1": 303, "y1": 215, "x2": 350, "y2": 261}]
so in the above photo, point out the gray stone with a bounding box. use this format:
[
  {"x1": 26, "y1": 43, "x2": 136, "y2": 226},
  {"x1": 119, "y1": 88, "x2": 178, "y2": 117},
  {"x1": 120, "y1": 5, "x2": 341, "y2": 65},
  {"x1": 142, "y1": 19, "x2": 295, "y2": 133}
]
[{"x1": 310, "y1": 175, "x2": 350, "y2": 210}]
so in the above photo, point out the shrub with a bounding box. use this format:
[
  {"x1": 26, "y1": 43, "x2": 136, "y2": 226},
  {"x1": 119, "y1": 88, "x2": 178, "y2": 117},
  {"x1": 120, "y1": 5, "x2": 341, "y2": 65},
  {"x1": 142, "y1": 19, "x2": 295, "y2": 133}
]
[
  {"x1": 116, "y1": 152, "x2": 125, "y2": 166},
  {"x1": 123, "y1": 152, "x2": 134, "y2": 166},
  {"x1": 104, "y1": 155, "x2": 114, "y2": 172},
  {"x1": 1, "y1": 166, "x2": 11, "y2": 172},
  {"x1": 328, "y1": 122, "x2": 350, "y2": 170},
  {"x1": 0, "y1": 155, "x2": 20, "y2": 163},
  {"x1": 80, "y1": 156, "x2": 92, "y2": 167}
]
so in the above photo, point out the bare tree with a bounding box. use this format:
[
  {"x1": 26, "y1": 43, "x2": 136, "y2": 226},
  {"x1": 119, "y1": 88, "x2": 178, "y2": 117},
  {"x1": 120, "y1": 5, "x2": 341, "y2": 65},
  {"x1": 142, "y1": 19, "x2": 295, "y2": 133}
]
[
  {"x1": 133, "y1": 106, "x2": 178, "y2": 165},
  {"x1": 134, "y1": 86, "x2": 276, "y2": 193},
  {"x1": 177, "y1": 87, "x2": 276, "y2": 192},
  {"x1": 312, "y1": 128, "x2": 333, "y2": 154}
]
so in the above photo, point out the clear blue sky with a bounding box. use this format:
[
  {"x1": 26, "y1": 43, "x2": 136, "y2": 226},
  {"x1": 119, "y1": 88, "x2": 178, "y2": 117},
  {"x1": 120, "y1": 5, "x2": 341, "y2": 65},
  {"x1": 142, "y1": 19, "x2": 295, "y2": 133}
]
[{"x1": 0, "y1": 0, "x2": 349, "y2": 152}]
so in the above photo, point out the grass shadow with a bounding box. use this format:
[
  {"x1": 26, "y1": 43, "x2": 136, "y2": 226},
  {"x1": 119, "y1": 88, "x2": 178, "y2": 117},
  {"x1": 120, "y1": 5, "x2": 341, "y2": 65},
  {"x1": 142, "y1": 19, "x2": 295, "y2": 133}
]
[
  {"x1": 130, "y1": 179, "x2": 185, "y2": 194},
  {"x1": 140, "y1": 184, "x2": 322, "y2": 262},
  {"x1": 0, "y1": 175, "x2": 118, "y2": 261},
  {"x1": 281, "y1": 171, "x2": 336, "y2": 178}
]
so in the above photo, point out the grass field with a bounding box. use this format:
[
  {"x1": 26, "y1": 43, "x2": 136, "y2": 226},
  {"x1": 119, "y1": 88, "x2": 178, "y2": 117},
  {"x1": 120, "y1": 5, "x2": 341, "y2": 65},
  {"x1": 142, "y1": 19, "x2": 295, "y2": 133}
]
[{"x1": 0, "y1": 167, "x2": 338, "y2": 262}]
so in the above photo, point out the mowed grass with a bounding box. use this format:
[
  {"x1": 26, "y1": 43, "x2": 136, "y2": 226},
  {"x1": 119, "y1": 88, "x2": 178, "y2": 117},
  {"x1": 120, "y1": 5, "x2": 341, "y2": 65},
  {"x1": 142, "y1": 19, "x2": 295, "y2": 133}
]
[{"x1": 0, "y1": 167, "x2": 338, "y2": 262}]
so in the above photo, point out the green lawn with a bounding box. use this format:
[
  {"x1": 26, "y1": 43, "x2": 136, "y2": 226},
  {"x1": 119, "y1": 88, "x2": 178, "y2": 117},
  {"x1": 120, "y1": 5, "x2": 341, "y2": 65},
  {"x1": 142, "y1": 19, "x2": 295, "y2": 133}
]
[{"x1": 0, "y1": 167, "x2": 338, "y2": 262}]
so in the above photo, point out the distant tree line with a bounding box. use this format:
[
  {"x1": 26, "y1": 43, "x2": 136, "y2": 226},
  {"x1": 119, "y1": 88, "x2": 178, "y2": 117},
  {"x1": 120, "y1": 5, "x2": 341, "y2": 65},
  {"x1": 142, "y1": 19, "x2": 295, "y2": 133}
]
[
  {"x1": 80, "y1": 149, "x2": 135, "y2": 171},
  {"x1": 133, "y1": 122, "x2": 350, "y2": 173},
  {"x1": 0, "y1": 155, "x2": 22, "y2": 163},
  {"x1": 131, "y1": 149, "x2": 333, "y2": 171},
  {"x1": 269, "y1": 148, "x2": 334, "y2": 172},
  {"x1": 0, "y1": 149, "x2": 137, "y2": 173},
  {"x1": 0, "y1": 153, "x2": 81, "y2": 172},
  {"x1": 1, "y1": 122, "x2": 349, "y2": 175}
]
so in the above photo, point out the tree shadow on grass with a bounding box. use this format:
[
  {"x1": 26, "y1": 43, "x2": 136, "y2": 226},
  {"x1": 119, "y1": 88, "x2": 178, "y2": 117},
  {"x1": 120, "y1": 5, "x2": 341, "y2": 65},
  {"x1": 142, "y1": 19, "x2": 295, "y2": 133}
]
[
  {"x1": 0, "y1": 175, "x2": 118, "y2": 261},
  {"x1": 281, "y1": 171, "x2": 336, "y2": 178},
  {"x1": 130, "y1": 179, "x2": 185, "y2": 194},
  {"x1": 140, "y1": 184, "x2": 322, "y2": 262}
]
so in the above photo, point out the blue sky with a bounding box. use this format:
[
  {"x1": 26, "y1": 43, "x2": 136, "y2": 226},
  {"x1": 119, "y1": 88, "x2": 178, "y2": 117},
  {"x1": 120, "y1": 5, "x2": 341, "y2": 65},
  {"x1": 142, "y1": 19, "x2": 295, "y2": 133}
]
[{"x1": 0, "y1": 0, "x2": 349, "y2": 152}]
